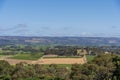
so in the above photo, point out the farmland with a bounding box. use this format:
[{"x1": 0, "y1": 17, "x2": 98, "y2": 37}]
[
  {"x1": 11, "y1": 53, "x2": 43, "y2": 60},
  {"x1": 0, "y1": 45, "x2": 89, "y2": 65},
  {"x1": 0, "y1": 54, "x2": 87, "y2": 65},
  {"x1": 0, "y1": 45, "x2": 116, "y2": 65},
  {"x1": 32, "y1": 57, "x2": 86, "y2": 64},
  {"x1": 0, "y1": 45, "x2": 120, "y2": 80}
]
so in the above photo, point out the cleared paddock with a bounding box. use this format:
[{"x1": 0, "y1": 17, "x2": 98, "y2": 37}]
[
  {"x1": 32, "y1": 57, "x2": 86, "y2": 64},
  {"x1": 0, "y1": 55, "x2": 87, "y2": 65}
]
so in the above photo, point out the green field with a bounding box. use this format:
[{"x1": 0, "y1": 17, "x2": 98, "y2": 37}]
[
  {"x1": 86, "y1": 55, "x2": 95, "y2": 61},
  {"x1": 11, "y1": 53, "x2": 43, "y2": 60},
  {"x1": 0, "y1": 55, "x2": 3, "y2": 57}
]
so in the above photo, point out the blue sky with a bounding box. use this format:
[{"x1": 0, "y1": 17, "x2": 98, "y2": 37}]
[{"x1": 0, "y1": 0, "x2": 120, "y2": 37}]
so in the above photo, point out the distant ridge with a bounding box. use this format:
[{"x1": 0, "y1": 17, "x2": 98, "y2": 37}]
[{"x1": 0, "y1": 36, "x2": 120, "y2": 46}]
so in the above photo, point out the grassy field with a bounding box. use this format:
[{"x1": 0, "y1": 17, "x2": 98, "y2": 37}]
[
  {"x1": 11, "y1": 53, "x2": 43, "y2": 60},
  {"x1": 0, "y1": 55, "x2": 3, "y2": 57},
  {"x1": 86, "y1": 55, "x2": 95, "y2": 61}
]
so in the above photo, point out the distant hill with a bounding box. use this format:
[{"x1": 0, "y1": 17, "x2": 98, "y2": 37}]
[{"x1": 0, "y1": 36, "x2": 120, "y2": 46}]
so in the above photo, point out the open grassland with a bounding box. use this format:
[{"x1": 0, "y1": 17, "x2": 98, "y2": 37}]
[
  {"x1": 11, "y1": 53, "x2": 43, "y2": 60},
  {"x1": 0, "y1": 55, "x2": 3, "y2": 58}
]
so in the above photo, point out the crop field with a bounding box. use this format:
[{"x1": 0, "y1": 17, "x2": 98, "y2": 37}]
[
  {"x1": 0, "y1": 54, "x2": 87, "y2": 65},
  {"x1": 32, "y1": 57, "x2": 87, "y2": 64}
]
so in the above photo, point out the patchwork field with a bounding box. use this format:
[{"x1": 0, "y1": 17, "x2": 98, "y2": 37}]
[
  {"x1": 32, "y1": 56, "x2": 87, "y2": 64},
  {"x1": 0, "y1": 55, "x2": 87, "y2": 65}
]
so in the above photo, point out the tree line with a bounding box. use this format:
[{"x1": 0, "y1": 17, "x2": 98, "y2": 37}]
[{"x1": 1, "y1": 45, "x2": 120, "y2": 56}]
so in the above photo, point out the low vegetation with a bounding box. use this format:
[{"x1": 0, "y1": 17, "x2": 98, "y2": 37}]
[
  {"x1": 86, "y1": 55, "x2": 95, "y2": 61},
  {"x1": 11, "y1": 53, "x2": 43, "y2": 60}
]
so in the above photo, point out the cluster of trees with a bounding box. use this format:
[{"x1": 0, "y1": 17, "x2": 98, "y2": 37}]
[
  {"x1": 85, "y1": 46, "x2": 120, "y2": 55},
  {"x1": 71, "y1": 54, "x2": 120, "y2": 80},
  {"x1": 44, "y1": 46, "x2": 78, "y2": 56},
  {"x1": 0, "y1": 54, "x2": 120, "y2": 80},
  {"x1": 0, "y1": 45, "x2": 46, "y2": 55},
  {"x1": 44, "y1": 46, "x2": 106, "y2": 56},
  {"x1": 100, "y1": 46, "x2": 120, "y2": 55},
  {"x1": 44, "y1": 46, "x2": 120, "y2": 56},
  {"x1": 0, "y1": 61, "x2": 70, "y2": 80},
  {"x1": 1, "y1": 45, "x2": 120, "y2": 56}
]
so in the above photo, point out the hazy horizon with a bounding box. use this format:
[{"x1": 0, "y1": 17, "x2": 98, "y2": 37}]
[{"x1": 0, "y1": 0, "x2": 120, "y2": 37}]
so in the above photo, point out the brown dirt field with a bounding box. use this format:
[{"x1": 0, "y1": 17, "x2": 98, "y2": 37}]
[
  {"x1": 0, "y1": 55, "x2": 87, "y2": 65},
  {"x1": 32, "y1": 57, "x2": 86, "y2": 64},
  {"x1": 0, "y1": 56, "x2": 31, "y2": 65}
]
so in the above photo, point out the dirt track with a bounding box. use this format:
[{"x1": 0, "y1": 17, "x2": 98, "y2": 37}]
[{"x1": 0, "y1": 55, "x2": 87, "y2": 65}]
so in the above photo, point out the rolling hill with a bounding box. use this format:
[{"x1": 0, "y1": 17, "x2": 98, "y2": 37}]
[{"x1": 0, "y1": 36, "x2": 120, "y2": 46}]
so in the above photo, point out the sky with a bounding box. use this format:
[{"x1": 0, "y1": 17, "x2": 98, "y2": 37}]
[{"x1": 0, "y1": 0, "x2": 120, "y2": 37}]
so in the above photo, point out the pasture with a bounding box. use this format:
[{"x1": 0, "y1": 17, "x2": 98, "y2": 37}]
[{"x1": 11, "y1": 53, "x2": 43, "y2": 60}]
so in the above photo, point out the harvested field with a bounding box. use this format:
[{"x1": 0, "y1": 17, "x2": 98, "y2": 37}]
[
  {"x1": 32, "y1": 57, "x2": 86, "y2": 64},
  {"x1": 2, "y1": 59, "x2": 32, "y2": 65},
  {"x1": 0, "y1": 56, "x2": 31, "y2": 65},
  {"x1": 0, "y1": 55, "x2": 87, "y2": 65}
]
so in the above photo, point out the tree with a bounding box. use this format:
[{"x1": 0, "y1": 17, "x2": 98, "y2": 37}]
[
  {"x1": 0, "y1": 60, "x2": 12, "y2": 80},
  {"x1": 112, "y1": 56, "x2": 120, "y2": 80}
]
